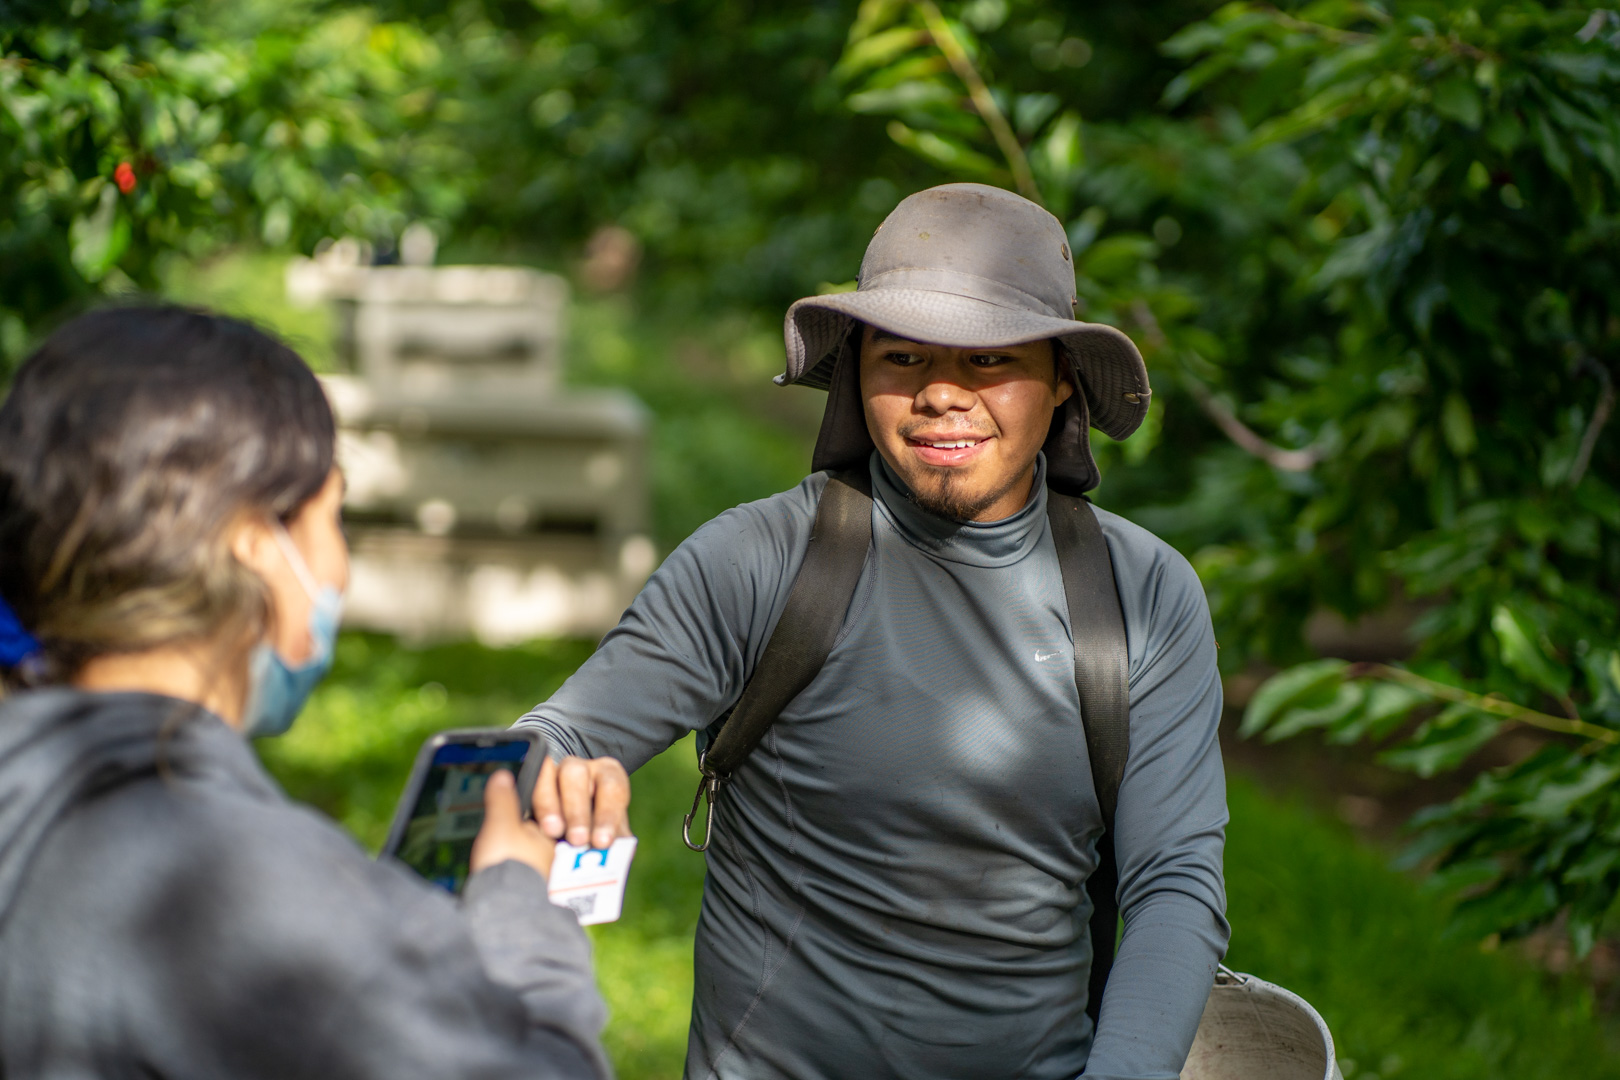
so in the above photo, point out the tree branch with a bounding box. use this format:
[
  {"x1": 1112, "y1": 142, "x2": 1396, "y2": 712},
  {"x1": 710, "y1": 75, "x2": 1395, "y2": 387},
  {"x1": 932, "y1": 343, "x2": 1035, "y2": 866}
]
[
  {"x1": 912, "y1": 1, "x2": 1041, "y2": 205},
  {"x1": 1352, "y1": 662, "x2": 1620, "y2": 745},
  {"x1": 1124, "y1": 298, "x2": 1326, "y2": 471},
  {"x1": 1190, "y1": 387, "x2": 1326, "y2": 471},
  {"x1": 1262, "y1": 7, "x2": 1378, "y2": 44},
  {"x1": 1570, "y1": 360, "x2": 1614, "y2": 487},
  {"x1": 1178, "y1": 373, "x2": 1326, "y2": 472}
]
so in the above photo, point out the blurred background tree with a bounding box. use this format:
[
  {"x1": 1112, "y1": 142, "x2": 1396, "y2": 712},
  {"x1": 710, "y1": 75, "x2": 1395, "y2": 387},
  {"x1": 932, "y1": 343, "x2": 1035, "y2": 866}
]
[
  {"x1": 0, "y1": 0, "x2": 461, "y2": 355},
  {"x1": 5, "y1": 1, "x2": 1620, "y2": 1075},
  {"x1": 1160, "y1": 1, "x2": 1620, "y2": 957}
]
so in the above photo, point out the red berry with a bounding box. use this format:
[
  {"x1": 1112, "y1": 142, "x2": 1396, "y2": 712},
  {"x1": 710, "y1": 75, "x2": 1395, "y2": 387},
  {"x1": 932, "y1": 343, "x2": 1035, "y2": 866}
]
[{"x1": 115, "y1": 161, "x2": 136, "y2": 194}]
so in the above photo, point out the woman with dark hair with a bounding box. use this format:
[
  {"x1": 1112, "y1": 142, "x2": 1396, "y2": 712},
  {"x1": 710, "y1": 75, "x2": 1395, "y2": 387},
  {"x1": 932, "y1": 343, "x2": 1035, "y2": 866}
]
[{"x1": 0, "y1": 306, "x2": 612, "y2": 1079}]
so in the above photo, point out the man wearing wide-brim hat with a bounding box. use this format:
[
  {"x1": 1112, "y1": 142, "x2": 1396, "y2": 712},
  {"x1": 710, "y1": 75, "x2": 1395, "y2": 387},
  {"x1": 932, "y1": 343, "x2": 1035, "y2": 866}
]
[{"x1": 520, "y1": 183, "x2": 1229, "y2": 1079}]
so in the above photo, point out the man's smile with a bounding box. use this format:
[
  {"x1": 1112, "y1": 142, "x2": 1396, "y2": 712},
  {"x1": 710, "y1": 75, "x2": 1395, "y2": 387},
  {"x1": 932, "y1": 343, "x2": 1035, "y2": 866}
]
[{"x1": 903, "y1": 432, "x2": 994, "y2": 468}]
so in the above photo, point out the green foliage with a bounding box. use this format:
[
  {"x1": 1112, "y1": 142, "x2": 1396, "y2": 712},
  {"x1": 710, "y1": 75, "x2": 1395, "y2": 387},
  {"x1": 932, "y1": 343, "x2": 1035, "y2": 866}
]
[
  {"x1": 380, "y1": 0, "x2": 918, "y2": 309},
  {"x1": 0, "y1": 0, "x2": 458, "y2": 365},
  {"x1": 836, "y1": 0, "x2": 1082, "y2": 209},
  {"x1": 4, "y1": 0, "x2": 1218, "y2": 362},
  {"x1": 1119, "y1": 3, "x2": 1618, "y2": 672},
  {"x1": 1183, "y1": 2, "x2": 1620, "y2": 949},
  {"x1": 839, "y1": 0, "x2": 1620, "y2": 949}
]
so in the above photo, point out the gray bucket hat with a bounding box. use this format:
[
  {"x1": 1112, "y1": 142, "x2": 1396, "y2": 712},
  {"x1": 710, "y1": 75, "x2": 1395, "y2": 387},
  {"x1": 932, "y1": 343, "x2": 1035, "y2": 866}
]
[{"x1": 781, "y1": 183, "x2": 1150, "y2": 494}]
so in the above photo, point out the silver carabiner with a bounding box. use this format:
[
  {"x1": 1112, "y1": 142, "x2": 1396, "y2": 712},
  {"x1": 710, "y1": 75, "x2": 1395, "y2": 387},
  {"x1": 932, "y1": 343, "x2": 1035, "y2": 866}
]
[{"x1": 683, "y1": 772, "x2": 720, "y2": 852}]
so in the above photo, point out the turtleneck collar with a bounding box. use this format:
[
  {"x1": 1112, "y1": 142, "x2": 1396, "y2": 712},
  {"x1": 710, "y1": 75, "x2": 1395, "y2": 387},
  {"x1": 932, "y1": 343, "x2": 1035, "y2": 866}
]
[{"x1": 869, "y1": 450, "x2": 1049, "y2": 568}]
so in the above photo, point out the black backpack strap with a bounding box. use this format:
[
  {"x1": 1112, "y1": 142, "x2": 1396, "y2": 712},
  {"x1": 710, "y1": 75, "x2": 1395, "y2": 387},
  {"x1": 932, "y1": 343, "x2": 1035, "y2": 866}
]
[
  {"x1": 682, "y1": 467, "x2": 873, "y2": 851},
  {"x1": 1046, "y1": 491, "x2": 1131, "y2": 1025}
]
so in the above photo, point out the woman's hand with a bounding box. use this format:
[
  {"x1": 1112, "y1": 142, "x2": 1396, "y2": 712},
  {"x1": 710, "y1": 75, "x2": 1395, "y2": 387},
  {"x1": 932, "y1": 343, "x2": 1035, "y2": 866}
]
[
  {"x1": 470, "y1": 769, "x2": 558, "y2": 877},
  {"x1": 534, "y1": 755, "x2": 633, "y2": 852}
]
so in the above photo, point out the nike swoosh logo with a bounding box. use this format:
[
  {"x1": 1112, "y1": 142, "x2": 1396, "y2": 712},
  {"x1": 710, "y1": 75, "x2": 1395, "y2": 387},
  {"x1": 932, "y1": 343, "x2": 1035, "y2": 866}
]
[{"x1": 1034, "y1": 650, "x2": 1061, "y2": 663}]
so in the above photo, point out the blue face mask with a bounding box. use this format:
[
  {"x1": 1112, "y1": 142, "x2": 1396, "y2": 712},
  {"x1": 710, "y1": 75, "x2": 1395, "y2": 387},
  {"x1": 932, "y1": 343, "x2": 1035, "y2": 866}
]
[{"x1": 242, "y1": 522, "x2": 344, "y2": 739}]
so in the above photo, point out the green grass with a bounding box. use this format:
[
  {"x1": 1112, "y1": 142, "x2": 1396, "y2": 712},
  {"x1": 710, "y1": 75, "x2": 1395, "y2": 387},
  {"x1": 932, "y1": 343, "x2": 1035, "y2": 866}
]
[
  {"x1": 263, "y1": 632, "x2": 1620, "y2": 1080},
  {"x1": 1225, "y1": 778, "x2": 1620, "y2": 1080}
]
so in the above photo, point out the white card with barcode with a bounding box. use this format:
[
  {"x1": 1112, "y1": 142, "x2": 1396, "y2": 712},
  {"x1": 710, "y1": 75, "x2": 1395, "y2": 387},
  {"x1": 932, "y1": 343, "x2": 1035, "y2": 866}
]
[{"x1": 547, "y1": 838, "x2": 637, "y2": 925}]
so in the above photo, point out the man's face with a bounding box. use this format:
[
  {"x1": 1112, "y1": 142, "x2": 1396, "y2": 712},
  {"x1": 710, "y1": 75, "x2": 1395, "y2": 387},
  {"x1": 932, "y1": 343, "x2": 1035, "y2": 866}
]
[{"x1": 859, "y1": 324, "x2": 1073, "y2": 522}]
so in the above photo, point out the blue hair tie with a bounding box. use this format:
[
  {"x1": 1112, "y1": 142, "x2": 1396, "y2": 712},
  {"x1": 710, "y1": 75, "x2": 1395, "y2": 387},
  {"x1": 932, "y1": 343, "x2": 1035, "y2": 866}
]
[{"x1": 0, "y1": 593, "x2": 41, "y2": 668}]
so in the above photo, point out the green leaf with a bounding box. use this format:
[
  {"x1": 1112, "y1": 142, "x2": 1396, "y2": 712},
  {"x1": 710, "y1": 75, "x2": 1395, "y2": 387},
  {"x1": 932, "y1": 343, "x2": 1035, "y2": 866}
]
[
  {"x1": 1032, "y1": 110, "x2": 1083, "y2": 191},
  {"x1": 834, "y1": 25, "x2": 930, "y2": 83},
  {"x1": 1540, "y1": 52, "x2": 1620, "y2": 86},
  {"x1": 1440, "y1": 392, "x2": 1476, "y2": 456},
  {"x1": 1381, "y1": 703, "x2": 1501, "y2": 777},
  {"x1": 883, "y1": 120, "x2": 1003, "y2": 179},
  {"x1": 1241, "y1": 658, "x2": 1349, "y2": 738},
  {"x1": 1161, "y1": 54, "x2": 1237, "y2": 108},
  {"x1": 1078, "y1": 234, "x2": 1158, "y2": 284},
  {"x1": 1534, "y1": 108, "x2": 1574, "y2": 179},
  {"x1": 1516, "y1": 761, "x2": 1620, "y2": 822},
  {"x1": 68, "y1": 183, "x2": 130, "y2": 283},
  {"x1": 1243, "y1": 77, "x2": 1367, "y2": 149},
  {"x1": 1013, "y1": 93, "x2": 1060, "y2": 138},
  {"x1": 1424, "y1": 857, "x2": 1501, "y2": 897},
  {"x1": 846, "y1": 81, "x2": 956, "y2": 115},
  {"x1": 1486, "y1": 109, "x2": 1524, "y2": 152},
  {"x1": 1491, "y1": 605, "x2": 1571, "y2": 698},
  {"x1": 1432, "y1": 75, "x2": 1483, "y2": 129},
  {"x1": 1337, "y1": 679, "x2": 1430, "y2": 742},
  {"x1": 1563, "y1": 843, "x2": 1620, "y2": 884},
  {"x1": 1571, "y1": 917, "x2": 1597, "y2": 960},
  {"x1": 1450, "y1": 876, "x2": 1561, "y2": 939},
  {"x1": 1160, "y1": 6, "x2": 1273, "y2": 60},
  {"x1": 847, "y1": 0, "x2": 908, "y2": 43},
  {"x1": 1574, "y1": 477, "x2": 1620, "y2": 528},
  {"x1": 1266, "y1": 679, "x2": 1366, "y2": 741},
  {"x1": 857, "y1": 54, "x2": 952, "y2": 92}
]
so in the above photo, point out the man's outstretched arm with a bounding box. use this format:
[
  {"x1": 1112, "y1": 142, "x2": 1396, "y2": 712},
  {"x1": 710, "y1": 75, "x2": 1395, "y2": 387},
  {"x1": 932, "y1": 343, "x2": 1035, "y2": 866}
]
[
  {"x1": 515, "y1": 476, "x2": 829, "y2": 840},
  {"x1": 1082, "y1": 520, "x2": 1230, "y2": 1080}
]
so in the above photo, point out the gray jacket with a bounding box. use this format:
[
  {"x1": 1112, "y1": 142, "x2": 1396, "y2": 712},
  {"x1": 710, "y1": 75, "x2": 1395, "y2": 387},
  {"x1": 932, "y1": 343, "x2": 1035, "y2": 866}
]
[
  {"x1": 0, "y1": 688, "x2": 610, "y2": 1080},
  {"x1": 520, "y1": 455, "x2": 1229, "y2": 1080}
]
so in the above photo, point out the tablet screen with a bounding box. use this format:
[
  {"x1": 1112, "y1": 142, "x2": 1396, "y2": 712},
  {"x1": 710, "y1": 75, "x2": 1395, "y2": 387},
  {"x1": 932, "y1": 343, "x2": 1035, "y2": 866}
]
[{"x1": 394, "y1": 739, "x2": 532, "y2": 895}]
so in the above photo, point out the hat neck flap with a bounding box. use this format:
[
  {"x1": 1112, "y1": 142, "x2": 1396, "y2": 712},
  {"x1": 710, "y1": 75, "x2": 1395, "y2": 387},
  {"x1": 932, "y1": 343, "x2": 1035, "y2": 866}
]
[
  {"x1": 1043, "y1": 348, "x2": 1100, "y2": 494},
  {"x1": 811, "y1": 327, "x2": 876, "y2": 473}
]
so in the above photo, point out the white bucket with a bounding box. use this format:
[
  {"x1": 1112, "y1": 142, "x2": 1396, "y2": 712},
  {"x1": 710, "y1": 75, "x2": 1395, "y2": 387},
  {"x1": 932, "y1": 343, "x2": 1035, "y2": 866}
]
[{"x1": 1181, "y1": 967, "x2": 1344, "y2": 1080}]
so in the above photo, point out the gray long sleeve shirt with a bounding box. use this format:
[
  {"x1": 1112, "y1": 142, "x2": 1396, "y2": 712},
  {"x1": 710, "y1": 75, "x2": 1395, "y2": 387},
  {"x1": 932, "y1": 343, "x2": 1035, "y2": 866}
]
[
  {"x1": 0, "y1": 688, "x2": 610, "y2": 1080},
  {"x1": 519, "y1": 454, "x2": 1229, "y2": 1080}
]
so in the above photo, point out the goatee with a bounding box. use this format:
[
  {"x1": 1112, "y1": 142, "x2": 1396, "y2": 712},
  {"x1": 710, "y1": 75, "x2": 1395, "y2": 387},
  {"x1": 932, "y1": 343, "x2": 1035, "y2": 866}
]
[{"x1": 904, "y1": 467, "x2": 1024, "y2": 522}]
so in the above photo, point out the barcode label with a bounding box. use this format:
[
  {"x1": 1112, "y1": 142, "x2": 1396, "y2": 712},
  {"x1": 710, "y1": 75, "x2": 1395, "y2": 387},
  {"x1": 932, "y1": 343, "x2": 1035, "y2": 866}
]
[{"x1": 547, "y1": 837, "x2": 637, "y2": 926}]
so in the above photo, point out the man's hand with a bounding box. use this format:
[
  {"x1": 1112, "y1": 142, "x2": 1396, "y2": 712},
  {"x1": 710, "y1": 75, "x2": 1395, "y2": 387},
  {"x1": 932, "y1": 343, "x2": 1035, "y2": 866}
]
[
  {"x1": 534, "y1": 755, "x2": 633, "y2": 851},
  {"x1": 470, "y1": 768, "x2": 557, "y2": 877}
]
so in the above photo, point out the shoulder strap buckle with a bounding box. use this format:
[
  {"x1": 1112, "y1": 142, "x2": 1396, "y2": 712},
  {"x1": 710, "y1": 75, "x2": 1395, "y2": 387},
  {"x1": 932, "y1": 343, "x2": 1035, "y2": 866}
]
[
  {"x1": 682, "y1": 751, "x2": 724, "y2": 852},
  {"x1": 678, "y1": 467, "x2": 874, "y2": 851}
]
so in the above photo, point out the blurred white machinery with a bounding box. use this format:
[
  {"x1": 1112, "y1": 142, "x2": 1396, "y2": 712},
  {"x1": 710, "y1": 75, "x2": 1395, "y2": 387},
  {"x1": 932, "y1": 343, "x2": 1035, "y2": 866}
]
[{"x1": 288, "y1": 240, "x2": 654, "y2": 643}]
